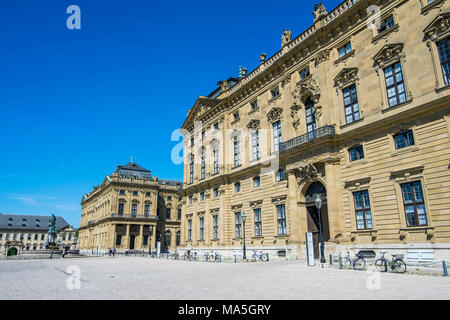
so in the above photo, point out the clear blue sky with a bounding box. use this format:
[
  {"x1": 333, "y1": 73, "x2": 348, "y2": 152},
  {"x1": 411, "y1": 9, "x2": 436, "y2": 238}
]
[{"x1": 0, "y1": 0, "x2": 342, "y2": 227}]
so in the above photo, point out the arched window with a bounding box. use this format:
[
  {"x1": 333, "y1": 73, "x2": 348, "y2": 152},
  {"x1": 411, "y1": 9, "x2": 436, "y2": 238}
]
[
  {"x1": 176, "y1": 231, "x2": 181, "y2": 246},
  {"x1": 305, "y1": 97, "x2": 317, "y2": 133}
]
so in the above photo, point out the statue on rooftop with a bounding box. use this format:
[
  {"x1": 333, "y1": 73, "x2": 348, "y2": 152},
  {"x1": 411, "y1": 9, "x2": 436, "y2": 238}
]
[
  {"x1": 281, "y1": 29, "x2": 292, "y2": 47},
  {"x1": 313, "y1": 3, "x2": 327, "y2": 22}
]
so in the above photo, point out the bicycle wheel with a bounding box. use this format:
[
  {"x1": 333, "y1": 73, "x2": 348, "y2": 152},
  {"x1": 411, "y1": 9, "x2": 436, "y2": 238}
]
[
  {"x1": 209, "y1": 254, "x2": 215, "y2": 262},
  {"x1": 375, "y1": 259, "x2": 387, "y2": 272},
  {"x1": 261, "y1": 254, "x2": 268, "y2": 262},
  {"x1": 188, "y1": 255, "x2": 193, "y2": 261},
  {"x1": 353, "y1": 257, "x2": 366, "y2": 270},
  {"x1": 251, "y1": 255, "x2": 257, "y2": 262},
  {"x1": 392, "y1": 259, "x2": 406, "y2": 274},
  {"x1": 342, "y1": 257, "x2": 352, "y2": 269}
]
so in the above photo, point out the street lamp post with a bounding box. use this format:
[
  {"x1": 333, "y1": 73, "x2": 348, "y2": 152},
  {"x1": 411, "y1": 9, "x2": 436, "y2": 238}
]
[
  {"x1": 315, "y1": 194, "x2": 326, "y2": 264},
  {"x1": 242, "y1": 212, "x2": 247, "y2": 261}
]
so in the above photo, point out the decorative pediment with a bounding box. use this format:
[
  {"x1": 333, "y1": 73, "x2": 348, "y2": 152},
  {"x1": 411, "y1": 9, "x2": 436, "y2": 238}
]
[
  {"x1": 373, "y1": 44, "x2": 404, "y2": 68},
  {"x1": 390, "y1": 166, "x2": 424, "y2": 180},
  {"x1": 210, "y1": 138, "x2": 220, "y2": 150},
  {"x1": 423, "y1": 12, "x2": 450, "y2": 41},
  {"x1": 247, "y1": 119, "x2": 261, "y2": 131},
  {"x1": 334, "y1": 68, "x2": 359, "y2": 89},
  {"x1": 210, "y1": 208, "x2": 220, "y2": 215},
  {"x1": 229, "y1": 129, "x2": 241, "y2": 140},
  {"x1": 250, "y1": 200, "x2": 263, "y2": 208},
  {"x1": 271, "y1": 195, "x2": 287, "y2": 205},
  {"x1": 231, "y1": 204, "x2": 243, "y2": 211},
  {"x1": 314, "y1": 49, "x2": 330, "y2": 66},
  {"x1": 267, "y1": 107, "x2": 283, "y2": 123},
  {"x1": 344, "y1": 177, "x2": 371, "y2": 189}
]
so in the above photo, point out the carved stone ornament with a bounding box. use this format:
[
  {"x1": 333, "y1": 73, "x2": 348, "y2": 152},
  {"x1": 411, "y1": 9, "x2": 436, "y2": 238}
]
[
  {"x1": 281, "y1": 29, "x2": 292, "y2": 48},
  {"x1": 229, "y1": 129, "x2": 241, "y2": 140},
  {"x1": 373, "y1": 43, "x2": 404, "y2": 68},
  {"x1": 290, "y1": 104, "x2": 302, "y2": 129},
  {"x1": 247, "y1": 119, "x2": 261, "y2": 131},
  {"x1": 217, "y1": 80, "x2": 228, "y2": 92},
  {"x1": 292, "y1": 76, "x2": 321, "y2": 105},
  {"x1": 314, "y1": 49, "x2": 330, "y2": 66},
  {"x1": 259, "y1": 53, "x2": 267, "y2": 64},
  {"x1": 334, "y1": 68, "x2": 359, "y2": 89},
  {"x1": 267, "y1": 107, "x2": 283, "y2": 123},
  {"x1": 294, "y1": 164, "x2": 318, "y2": 185},
  {"x1": 313, "y1": 3, "x2": 328, "y2": 23},
  {"x1": 210, "y1": 138, "x2": 219, "y2": 150},
  {"x1": 423, "y1": 13, "x2": 450, "y2": 41}
]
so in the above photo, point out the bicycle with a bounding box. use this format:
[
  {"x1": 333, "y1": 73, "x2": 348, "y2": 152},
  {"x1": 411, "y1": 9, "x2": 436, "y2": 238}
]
[
  {"x1": 170, "y1": 251, "x2": 180, "y2": 260},
  {"x1": 251, "y1": 250, "x2": 268, "y2": 262},
  {"x1": 209, "y1": 251, "x2": 221, "y2": 262},
  {"x1": 340, "y1": 251, "x2": 366, "y2": 270},
  {"x1": 375, "y1": 252, "x2": 407, "y2": 273}
]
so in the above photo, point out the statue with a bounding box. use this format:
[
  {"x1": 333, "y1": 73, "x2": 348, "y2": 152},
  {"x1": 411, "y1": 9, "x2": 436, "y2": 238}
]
[
  {"x1": 281, "y1": 29, "x2": 292, "y2": 47},
  {"x1": 313, "y1": 3, "x2": 327, "y2": 22},
  {"x1": 45, "y1": 214, "x2": 60, "y2": 251}
]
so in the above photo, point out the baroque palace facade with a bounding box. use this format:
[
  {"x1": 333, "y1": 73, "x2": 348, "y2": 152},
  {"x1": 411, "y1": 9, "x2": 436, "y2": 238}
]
[
  {"x1": 179, "y1": 0, "x2": 450, "y2": 261},
  {"x1": 78, "y1": 160, "x2": 182, "y2": 254}
]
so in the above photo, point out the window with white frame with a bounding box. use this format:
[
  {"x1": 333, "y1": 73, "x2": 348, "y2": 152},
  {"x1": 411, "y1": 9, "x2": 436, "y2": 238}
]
[
  {"x1": 401, "y1": 181, "x2": 428, "y2": 227},
  {"x1": 353, "y1": 190, "x2": 373, "y2": 230},
  {"x1": 254, "y1": 208, "x2": 262, "y2": 237},
  {"x1": 199, "y1": 217, "x2": 204, "y2": 240},
  {"x1": 273, "y1": 120, "x2": 282, "y2": 152},
  {"x1": 235, "y1": 212, "x2": 242, "y2": 238},
  {"x1": 213, "y1": 149, "x2": 219, "y2": 174},
  {"x1": 343, "y1": 84, "x2": 360, "y2": 124},
  {"x1": 252, "y1": 130, "x2": 260, "y2": 160},
  {"x1": 233, "y1": 140, "x2": 240, "y2": 167},
  {"x1": 438, "y1": 37, "x2": 450, "y2": 86},
  {"x1": 213, "y1": 215, "x2": 219, "y2": 239},
  {"x1": 277, "y1": 204, "x2": 287, "y2": 235},
  {"x1": 201, "y1": 153, "x2": 206, "y2": 179},
  {"x1": 188, "y1": 220, "x2": 192, "y2": 241},
  {"x1": 338, "y1": 42, "x2": 352, "y2": 58},
  {"x1": 384, "y1": 62, "x2": 407, "y2": 107}
]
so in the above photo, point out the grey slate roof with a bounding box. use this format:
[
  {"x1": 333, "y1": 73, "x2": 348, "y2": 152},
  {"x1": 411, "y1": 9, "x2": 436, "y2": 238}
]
[
  {"x1": 115, "y1": 161, "x2": 152, "y2": 179},
  {"x1": 0, "y1": 213, "x2": 70, "y2": 231}
]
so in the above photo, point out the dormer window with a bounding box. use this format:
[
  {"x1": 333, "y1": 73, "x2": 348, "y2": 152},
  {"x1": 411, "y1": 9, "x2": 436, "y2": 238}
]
[
  {"x1": 233, "y1": 112, "x2": 239, "y2": 121},
  {"x1": 251, "y1": 101, "x2": 258, "y2": 110}
]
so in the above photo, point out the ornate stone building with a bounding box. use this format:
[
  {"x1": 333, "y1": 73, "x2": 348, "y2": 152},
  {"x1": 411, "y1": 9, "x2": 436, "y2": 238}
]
[
  {"x1": 0, "y1": 214, "x2": 76, "y2": 256},
  {"x1": 78, "y1": 160, "x2": 182, "y2": 254},
  {"x1": 179, "y1": 0, "x2": 450, "y2": 261}
]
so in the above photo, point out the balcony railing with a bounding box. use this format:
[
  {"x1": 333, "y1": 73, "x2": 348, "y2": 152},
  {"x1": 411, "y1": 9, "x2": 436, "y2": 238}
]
[
  {"x1": 280, "y1": 125, "x2": 336, "y2": 152},
  {"x1": 111, "y1": 214, "x2": 159, "y2": 220}
]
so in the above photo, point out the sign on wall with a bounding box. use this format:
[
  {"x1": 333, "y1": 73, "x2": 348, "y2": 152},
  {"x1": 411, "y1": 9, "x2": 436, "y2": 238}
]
[{"x1": 306, "y1": 232, "x2": 315, "y2": 267}]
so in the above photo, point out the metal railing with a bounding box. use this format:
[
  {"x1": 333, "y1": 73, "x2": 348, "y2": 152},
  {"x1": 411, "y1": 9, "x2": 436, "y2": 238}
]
[
  {"x1": 280, "y1": 125, "x2": 336, "y2": 152},
  {"x1": 111, "y1": 214, "x2": 159, "y2": 220}
]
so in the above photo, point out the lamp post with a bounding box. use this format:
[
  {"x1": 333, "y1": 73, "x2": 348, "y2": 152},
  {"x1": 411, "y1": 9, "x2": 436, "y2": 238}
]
[
  {"x1": 315, "y1": 194, "x2": 326, "y2": 264},
  {"x1": 242, "y1": 212, "x2": 247, "y2": 260}
]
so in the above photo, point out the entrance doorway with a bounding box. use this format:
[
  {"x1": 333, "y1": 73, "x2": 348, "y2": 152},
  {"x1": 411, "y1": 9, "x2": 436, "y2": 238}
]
[
  {"x1": 7, "y1": 247, "x2": 18, "y2": 256},
  {"x1": 129, "y1": 235, "x2": 135, "y2": 250},
  {"x1": 305, "y1": 181, "x2": 330, "y2": 259}
]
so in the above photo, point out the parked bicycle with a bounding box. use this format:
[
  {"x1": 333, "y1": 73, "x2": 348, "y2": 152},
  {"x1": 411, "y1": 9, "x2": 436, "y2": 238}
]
[
  {"x1": 251, "y1": 250, "x2": 268, "y2": 262},
  {"x1": 182, "y1": 250, "x2": 198, "y2": 261},
  {"x1": 209, "y1": 251, "x2": 221, "y2": 262},
  {"x1": 170, "y1": 251, "x2": 180, "y2": 260},
  {"x1": 340, "y1": 251, "x2": 366, "y2": 270},
  {"x1": 375, "y1": 252, "x2": 407, "y2": 273}
]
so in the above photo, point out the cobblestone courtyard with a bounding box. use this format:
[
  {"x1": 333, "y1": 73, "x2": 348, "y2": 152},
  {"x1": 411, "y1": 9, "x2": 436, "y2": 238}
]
[{"x1": 0, "y1": 257, "x2": 449, "y2": 300}]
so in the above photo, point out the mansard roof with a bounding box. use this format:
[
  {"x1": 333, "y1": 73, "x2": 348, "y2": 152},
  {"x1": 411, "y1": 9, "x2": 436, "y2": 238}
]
[{"x1": 0, "y1": 213, "x2": 70, "y2": 231}]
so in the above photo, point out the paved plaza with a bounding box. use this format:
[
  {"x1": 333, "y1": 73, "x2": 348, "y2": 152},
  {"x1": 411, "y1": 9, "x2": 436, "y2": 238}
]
[{"x1": 0, "y1": 257, "x2": 449, "y2": 300}]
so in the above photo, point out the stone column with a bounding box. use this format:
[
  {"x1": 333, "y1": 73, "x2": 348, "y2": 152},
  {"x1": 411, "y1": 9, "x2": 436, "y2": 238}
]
[
  {"x1": 125, "y1": 224, "x2": 130, "y2": 250},
  {"x1": 138, "y1": 224, "x2": 144, "y2": 250},
  {"x1": 287, "y1": 170, "x2": 305, "y2": 244}
]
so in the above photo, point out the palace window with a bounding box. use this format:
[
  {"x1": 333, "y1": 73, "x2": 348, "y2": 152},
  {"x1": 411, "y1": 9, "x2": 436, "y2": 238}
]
[
  {"x1": 34, "y1": 234, "x2": 38, "y2": 241},
  {"x1": 201, "y1": 154, "x2": 206, "y2": 179},
  {"x1": 143, "y1": 235, "x2": 148, "y2": 246},
  {"x1": 144, "y1": 205, "x2": 150, "y2": 217},
  {"x1": 252, "y1": 130, "x2": 260, "y2": 160},
  {"x1": 277, "y1": 204, "x2": 287, "y2": 235},
  {"x1": 300, "y1": 66, "x2": 310, "y2": 80},
  {"x1": 0, "y1": 234, "x2": 2, "y2": 241},
  {"x1": 438, "y1": 37, "x2": 450, "y2": 85},
  {"x1": 202, "y1": 130, "x2": 205, "y2": 140},
  {"x1": 233, "y1": 140, "x2": 240, "y2": 167},
  {"x1": 213, "y1": 149, "x2": 219, "y2": 174},
  {"x1": 191, "y1": 137, "x2": 194, "y2": 146},
  {"x1": 338, "y1": 42, "x2": 352, "y2": 58},
  {"x1": 349, "y1": 145, "x2": 364, "y2": 162},
  {"x1": 213, "y1": 215, "x2": 219, "y2": 240},
  {"x1": 235, "y1": 182, "x2": 241, "y2": 193},
  {"x1": 253, "y1": 176, "x2": 261, "y2": 188},
  {"x1": 165, "y1": 231, "x2": 172, "y2": 247},
  {"x1": 214, "y1": 122, "x2": 219, "y2": 130},
  {"x1": 343, "y1": 84, "x2": 360, "y2": 124},
  {"x1": 13, "y1": 234, "x2": 17, "y2": 240},
  {"x1": 251, "y1": 100, "x2": 258, "y2": 110},
  {"x1": 189, "y1": 161, "x2": 194, "y2": 184},
  {"x1": 235, "y1": 212, "x2": 242, "y2": 238},
  {"x1": 305, "y1": 98, "x2": 317, "y2": 134},
  {"x1": 271, "y1": 87, "x2": 279, "y2": 99},
  {"x1": 273, "y1": 120, "x2": 282, "y2": 152},
  {"x1": 394, "y1": 130, "x2": 415, "y2": 149},
  {"x1": 116, "y1": 235, "x2": 122, "y2": 246},
  {"x1": 6, "y1": 234, "x2": 9, "y2": 240},
  {"x1": 384, "y1": 62, "x2": 406, "y2": 107},
  {"x1": 213, "y1": 188, "x2": 219, "y2": 198},
  {"x1": 145, "y1": 192, "x2": 150, "y2": 197},
  {"x1": 233, "y1": 112, "x2": 239, "y2": 121},
  {"x1": 200, "y1": 192, "x2": 205, "y2": 201},
  {"x1": 176, "y1": 231, "x2": 181, "y2": 246},
  {"x1": 276, "y1": 169, "x2": 285, "y2": 182},
  {"x1": 254, "y1": 208, "x2": 262, "y2": 237},
  {"x1": 119, "y1": 190, "x2": 125, "y2": 195},
  {"x1": 189, "y1": 195, "x2": 193, "y2": 204},
  {"x1": 199, "y1": 217, "x2": 204, "y2": 240},
  {"x1": 133, "y1": 191, "x2": 138, "y2": 196},
  {"x1": 41, "y1": 234, "x2": 45, "y2": 240},
  {"x1": 353, "y1": 190, "x2": 373, "y2": 230},
  {"x1": 178, "y1": 208, "x2": 182, "y2": 220},
  {"x1": 131, "y1": 204, "x2": 137, "y2": 217},
  {"x1": 167, "y1": 196, "x2": 172, "y2": 200},
  {"x1": 188, "y1": 220, "x2": 192, "y2": 241},
  {"x1": 167, "y1": 209, "x2": 171, "y2": 219},
  {"x1": 378, "y1": 16, "x2": 395, "y2": 34},
  {"x1": 401, "y1": 181, "x2": 428, "y2": 227}
]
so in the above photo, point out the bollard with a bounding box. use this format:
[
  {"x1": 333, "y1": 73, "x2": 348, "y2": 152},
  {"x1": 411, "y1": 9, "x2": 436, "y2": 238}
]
[
  {"x1": 339, "y1": 256, "x2": 342, "y2": 269},
  {"x1": 329, "y1": 254, "x2": 332, "y2": 265},
  {"x1": 267, "y1": 252, "x2": 269, "y2": 262},
  {"x1": 443, "y1": 260, "x2": 448, "y2": 277},
  {"x1": 234, "y1": 254, "x2": 237, "y2": 263}
]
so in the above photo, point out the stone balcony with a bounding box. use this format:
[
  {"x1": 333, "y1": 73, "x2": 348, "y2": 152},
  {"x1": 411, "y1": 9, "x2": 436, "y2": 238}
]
[{"x1": 280, "y1": 125, "x2": 336, "y2": 152}]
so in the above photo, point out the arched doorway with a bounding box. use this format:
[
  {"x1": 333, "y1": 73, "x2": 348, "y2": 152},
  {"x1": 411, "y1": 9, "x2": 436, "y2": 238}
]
[
  {"x1": 305, "y1": 181, "x2": 330, "y2": 259},
  {"x1": 7, "y1": 247, "x2": 18, "y2": 256}
]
